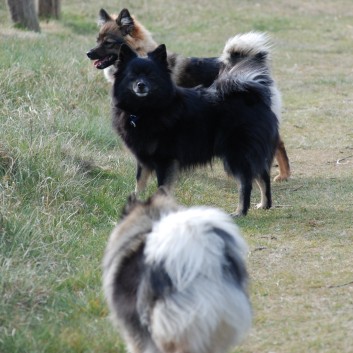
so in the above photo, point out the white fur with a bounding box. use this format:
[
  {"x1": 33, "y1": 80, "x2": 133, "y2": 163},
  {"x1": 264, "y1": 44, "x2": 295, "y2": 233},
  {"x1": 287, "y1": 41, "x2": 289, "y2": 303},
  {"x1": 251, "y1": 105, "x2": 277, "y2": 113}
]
[
  {"x1": 219, "y1": 31, "x2": 272, "y2": 65},
  {"x1": 145, "y1": 208, "x2": 248, "y2": 288},
  {"x1": 144, "y1": 207, "x2": 251, "y2": 353},
  {"x1": 104, "y1": 66, "x2": 116, "y2": 84},
  {"x1": 270, "y1": 85, "x2": 282, "y2": 123},
  {"x1": 227, "y1": 64, "x2": 271, "y2": 90}
]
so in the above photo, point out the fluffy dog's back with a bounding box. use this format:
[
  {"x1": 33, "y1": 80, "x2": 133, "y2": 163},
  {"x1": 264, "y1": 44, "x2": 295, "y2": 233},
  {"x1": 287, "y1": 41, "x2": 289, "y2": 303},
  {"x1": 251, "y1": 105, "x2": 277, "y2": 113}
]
[{"x1": 103, "y1": 190, "x2": 252, "y2": 353}]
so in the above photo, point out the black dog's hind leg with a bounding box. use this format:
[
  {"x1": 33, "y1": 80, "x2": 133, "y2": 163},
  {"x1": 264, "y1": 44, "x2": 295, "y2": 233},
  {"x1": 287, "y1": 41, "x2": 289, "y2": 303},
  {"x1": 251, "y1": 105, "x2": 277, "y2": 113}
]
[
  {"x1": 155, "y1": 160, "x2": 179, "y2": 192},
  {"x1": 135, "y1": 163, "x2": 152, "y2": 194},
  {"x1": 224, "y1": 160, "x2": 252, "y2": 217},
  {"x1": 255, "y1": 169, "x2": 272, "y2": 209},
  {"x1": 232, "y1": 177, "x2": 252, "y2": 217}
]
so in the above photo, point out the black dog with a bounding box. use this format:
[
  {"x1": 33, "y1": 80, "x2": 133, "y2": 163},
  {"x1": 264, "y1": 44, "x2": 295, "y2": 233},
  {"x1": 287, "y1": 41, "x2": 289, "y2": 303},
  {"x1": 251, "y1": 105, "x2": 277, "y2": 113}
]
[
  {"x1": 87, "y1": 9, "x2": 290, "y2": 182},
  {"x1": 112, "y1": 44, "x2": 279, "y2": 216}
]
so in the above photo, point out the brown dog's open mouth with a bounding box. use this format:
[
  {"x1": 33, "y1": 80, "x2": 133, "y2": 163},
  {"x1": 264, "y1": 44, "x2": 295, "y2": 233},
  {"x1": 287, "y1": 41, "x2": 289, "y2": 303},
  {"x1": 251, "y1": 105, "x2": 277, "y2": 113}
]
[{"x1": 94, "y1": 55, "x2": 118, "y2": 69}]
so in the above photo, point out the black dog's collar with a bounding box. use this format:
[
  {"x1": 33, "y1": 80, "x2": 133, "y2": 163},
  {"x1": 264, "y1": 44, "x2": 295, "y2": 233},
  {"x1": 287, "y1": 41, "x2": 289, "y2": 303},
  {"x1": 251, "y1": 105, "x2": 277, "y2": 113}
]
[{"x1": 129, "y1": 114, "x2": 139, "y2": 128}]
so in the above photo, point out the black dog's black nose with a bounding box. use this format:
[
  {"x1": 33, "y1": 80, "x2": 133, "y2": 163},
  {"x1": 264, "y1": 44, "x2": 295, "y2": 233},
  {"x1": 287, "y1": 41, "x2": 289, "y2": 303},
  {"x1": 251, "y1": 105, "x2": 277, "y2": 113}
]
[
  {"x1": 86, "y1": 50, "x2": 94, "y2": 59},
  {"x1": 133, "y1": 80, "x2": 149, "y2": 96},
  {"x1": 137, "y1": 81, "x2": 146, "y2": 90}
]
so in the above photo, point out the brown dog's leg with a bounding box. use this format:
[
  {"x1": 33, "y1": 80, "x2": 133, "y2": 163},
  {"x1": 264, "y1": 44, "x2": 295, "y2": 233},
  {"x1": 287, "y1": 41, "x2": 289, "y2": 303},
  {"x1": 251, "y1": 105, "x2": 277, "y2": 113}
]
[{"x1": 274, "y1": 136, "x2": 290, "y2": 182}]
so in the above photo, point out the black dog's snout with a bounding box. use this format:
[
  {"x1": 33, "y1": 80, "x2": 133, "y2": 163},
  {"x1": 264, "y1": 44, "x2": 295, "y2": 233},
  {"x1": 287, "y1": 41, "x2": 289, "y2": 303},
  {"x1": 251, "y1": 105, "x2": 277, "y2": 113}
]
[
  {"x1": 133, "y1": 79, "x2": 149, "y2": 96},
  {"x1": 137, "y1": 81, "x2": 146, "y2": 90}
]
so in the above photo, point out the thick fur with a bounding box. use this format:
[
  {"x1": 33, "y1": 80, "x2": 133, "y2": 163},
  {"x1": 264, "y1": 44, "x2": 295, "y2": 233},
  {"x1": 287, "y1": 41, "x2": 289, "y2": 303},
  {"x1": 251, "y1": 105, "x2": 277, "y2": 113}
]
[
  {"x1": 103, "y1": 188, "x2": 252, "y2": 353},
  {"x1": 112, "y1": 44, "x2": 279, "y2": 216},
  {"x1": 87, "y1": 8, "x2": 290, "y2": 182}
]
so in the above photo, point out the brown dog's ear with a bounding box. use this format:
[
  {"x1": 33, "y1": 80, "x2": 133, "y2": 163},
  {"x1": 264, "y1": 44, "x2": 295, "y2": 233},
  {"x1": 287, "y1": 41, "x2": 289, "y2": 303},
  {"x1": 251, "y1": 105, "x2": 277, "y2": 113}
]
[
  {"x1": 98, "y1": 9, "x2": 112, "y2": 26},
  {"x1": 148, "y1": 44, "x2": 168, "y2": 66},
  {"x1": 117, "y1": 8, "x2": 134, "y2": 36}
]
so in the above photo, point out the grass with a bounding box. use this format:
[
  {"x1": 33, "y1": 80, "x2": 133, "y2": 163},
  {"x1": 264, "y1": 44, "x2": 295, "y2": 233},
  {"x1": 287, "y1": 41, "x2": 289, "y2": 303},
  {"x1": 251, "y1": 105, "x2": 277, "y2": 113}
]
[{"x1": 1, "y1": 0, "x2": 353, "y2": 352}]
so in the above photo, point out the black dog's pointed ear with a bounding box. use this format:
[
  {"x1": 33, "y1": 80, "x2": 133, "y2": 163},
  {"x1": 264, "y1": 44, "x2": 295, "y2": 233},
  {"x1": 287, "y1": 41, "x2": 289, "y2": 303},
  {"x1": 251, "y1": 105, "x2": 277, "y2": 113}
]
[
  {"x1": 118, "y1": 44, "x2": 137, "y2": 64},
  {"x1": 148, "y1": 44, "x2": 168, "y2": 66},
  {"x1": 98, "y1": 8, "x2": 112, "y2": 26},
  {"x1": 117, "y1": 8, "x2": 134, "y2": 36}
]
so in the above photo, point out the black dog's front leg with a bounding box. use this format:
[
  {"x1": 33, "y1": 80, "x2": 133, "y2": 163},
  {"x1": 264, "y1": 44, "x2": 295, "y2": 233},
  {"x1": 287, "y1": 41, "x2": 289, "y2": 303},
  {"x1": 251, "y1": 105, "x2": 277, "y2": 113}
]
[
  {"x1": 135, "y1": 162, "x2": 152, "y2": 194},
  {"x1": 155, "y1": 160, "x2": 179, "y2": 192}
]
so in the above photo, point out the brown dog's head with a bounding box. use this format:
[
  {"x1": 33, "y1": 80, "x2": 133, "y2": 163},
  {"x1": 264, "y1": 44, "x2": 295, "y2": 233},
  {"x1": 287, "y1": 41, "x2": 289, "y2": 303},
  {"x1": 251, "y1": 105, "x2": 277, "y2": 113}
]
[
  {"x1": 86, "y1": 8, "x2": 158, "y2": 69},
  {"x1": 86, "y1": 8, "x2": 133, "y2": 69}
]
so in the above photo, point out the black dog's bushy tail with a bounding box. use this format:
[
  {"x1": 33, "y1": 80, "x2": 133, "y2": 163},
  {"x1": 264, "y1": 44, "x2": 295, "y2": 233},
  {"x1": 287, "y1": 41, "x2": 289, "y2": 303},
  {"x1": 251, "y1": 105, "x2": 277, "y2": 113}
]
[
  {"x1": 214, "y1": 52, "x2": 273, "y2": 106},
  {"x1": 217, "y1": 31, "x2": 283, "y2": 123},
  {"x1": 216, "y1": 31, "x2": 273, "y2": 103},
  {"x1": 219, "y1": 31, "x2": 272, "y2": 67}
]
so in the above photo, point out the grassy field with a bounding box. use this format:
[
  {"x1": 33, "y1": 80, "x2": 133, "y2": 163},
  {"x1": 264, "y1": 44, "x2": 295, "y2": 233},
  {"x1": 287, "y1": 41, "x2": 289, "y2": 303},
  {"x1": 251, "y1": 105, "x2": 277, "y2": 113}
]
[{"x1": 1, "y1": 0, "x2": 353, "y2": 352}]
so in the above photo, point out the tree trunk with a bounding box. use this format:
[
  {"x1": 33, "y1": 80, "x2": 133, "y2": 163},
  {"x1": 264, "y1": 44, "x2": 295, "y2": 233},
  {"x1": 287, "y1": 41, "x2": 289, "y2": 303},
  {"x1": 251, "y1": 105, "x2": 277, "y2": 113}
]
[
  {"x1": 7, "y1": 0, "x2": 41, "y2": 32},
  {"x1": 38, "y1": 0, "x2": 61, "y2": 19}
]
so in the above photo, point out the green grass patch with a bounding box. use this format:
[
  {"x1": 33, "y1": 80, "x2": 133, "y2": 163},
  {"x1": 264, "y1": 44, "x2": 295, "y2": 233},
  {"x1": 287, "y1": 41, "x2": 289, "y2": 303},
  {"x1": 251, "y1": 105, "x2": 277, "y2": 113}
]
[{"x1": 61, "y1": 12, "x2": 98, "y2": 35}]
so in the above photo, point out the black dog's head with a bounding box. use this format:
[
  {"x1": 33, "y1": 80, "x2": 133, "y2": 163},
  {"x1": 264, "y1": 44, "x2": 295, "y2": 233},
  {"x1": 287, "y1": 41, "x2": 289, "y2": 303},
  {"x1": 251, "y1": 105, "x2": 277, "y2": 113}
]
[
  {"x1": 114, "y1": 44, "x2": 176, "y2": 113},
  {"x1": 86, "y1": 8, "x2": 135, "y2": 69}
]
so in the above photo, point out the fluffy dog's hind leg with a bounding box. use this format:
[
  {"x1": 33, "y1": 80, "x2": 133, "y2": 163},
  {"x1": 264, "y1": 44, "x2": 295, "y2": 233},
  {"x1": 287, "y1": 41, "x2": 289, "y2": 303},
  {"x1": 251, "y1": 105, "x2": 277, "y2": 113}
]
[{"x1": 255, "y1": 170, "x2": 272, "y2": 210}]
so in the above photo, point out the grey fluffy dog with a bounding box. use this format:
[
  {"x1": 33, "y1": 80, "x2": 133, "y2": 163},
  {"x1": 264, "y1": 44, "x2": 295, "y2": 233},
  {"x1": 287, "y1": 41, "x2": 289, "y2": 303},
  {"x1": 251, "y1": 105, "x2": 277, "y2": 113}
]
[{"x1": 103, "y1": 188, "x2": 252, "y2": 353}]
